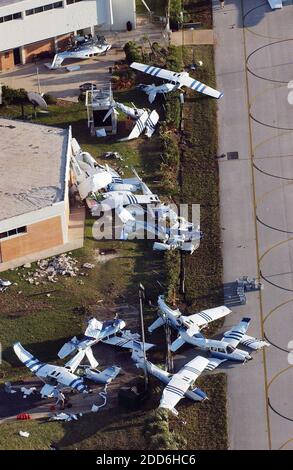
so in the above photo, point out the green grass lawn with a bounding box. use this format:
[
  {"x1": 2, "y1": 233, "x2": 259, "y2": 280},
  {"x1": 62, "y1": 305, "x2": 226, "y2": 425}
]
[
  {"x1": 136, "y1": 0, "x2": 167, "y2": 16},
  {"x1": 179, "y1": 45, "x2": 224, "y2": 337}
]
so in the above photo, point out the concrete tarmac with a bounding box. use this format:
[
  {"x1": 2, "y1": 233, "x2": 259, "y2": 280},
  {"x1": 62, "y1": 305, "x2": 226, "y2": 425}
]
[{"x1": 214, "y1": 0, "x2": 293, "y2": 450}]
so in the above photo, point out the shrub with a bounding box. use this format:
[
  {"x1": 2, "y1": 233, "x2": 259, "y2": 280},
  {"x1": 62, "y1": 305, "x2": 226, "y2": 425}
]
[
  {"x1": 0, "y1": 86, "x2": 28, "y2": 106},
  {"x1": 42, "y1": 93, "x2": 57, "y2": 105},
  {"x1": 124, "y1": 41, "x2": 143, "y2": 64}
]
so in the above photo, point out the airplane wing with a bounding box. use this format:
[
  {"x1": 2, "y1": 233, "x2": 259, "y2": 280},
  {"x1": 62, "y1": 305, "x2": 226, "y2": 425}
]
[
  {"x1": 239, "y1": 334, "x2": 270, "y2": 351},
  {"x1": 160, "y1": 356, "x2": 209, "y2": 414},
  {"x1": 222, "y1": 317, "x2": 251, "y2": 348},
  {"x1": 205, "y1": 357, "x2": 227, "y2": 372},
  {"x1": 65, "y1": 350, "x2": 86, "y2": 373},
  {"x1": 131, "y1": 62, "x2": 175, "y2": 81},
  {"x1": 148, "y1": 316, "x2": 165, "y2": 333},
  {"x1": 183, "y1": 306, "x2": 231, "y2": 334},
  {"x1": 179, "y1": 74, "x2": 223, "y2": 99},
  {"x1": 102, "y1": 335, "x2": 154, "y2": 351},
  {"x1": 268, "y1": 0, "x2": 282, "y2": 9},
  {"x1": 13, "y1": 342, "x2": 44, "y2": 373},
  {"x1": 119, "y1": 110, "x2": 149, "y2": 141}
]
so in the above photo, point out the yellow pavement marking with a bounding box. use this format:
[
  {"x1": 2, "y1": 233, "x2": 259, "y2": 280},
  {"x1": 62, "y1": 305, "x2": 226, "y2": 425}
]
[
  {"x1": 241, "y1": 0, "x2": 272, "y2": 450},
  {"x1": 263, "y1": 298, "x2": 293, "y2": 323}
]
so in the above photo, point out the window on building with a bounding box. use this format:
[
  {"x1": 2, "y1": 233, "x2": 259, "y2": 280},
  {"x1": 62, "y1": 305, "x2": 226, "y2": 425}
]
[
  {"x1": 4, "y1": 15, "x2": 13, "y2": 22},
  {"x1": 24, "y1": 2, "x2": 63, "y2": 17},
  {"x1": 0, "y1": 226, "x2": 27, "y2": 240},
  {"x1": 66, "y1": 0, "x2": 83, "y2": 4},
  {"x1": 13, "y1": 12, "x2": 22, "y2": 19}
]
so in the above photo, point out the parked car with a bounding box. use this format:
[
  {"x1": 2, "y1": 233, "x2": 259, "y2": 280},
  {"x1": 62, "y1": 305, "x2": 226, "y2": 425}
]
[{"x1": 79, "y1": 83, "x2": 97, "y2": 93}]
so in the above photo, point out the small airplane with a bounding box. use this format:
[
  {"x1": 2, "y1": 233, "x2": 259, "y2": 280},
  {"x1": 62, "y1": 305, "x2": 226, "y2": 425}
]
[
  {"x1": 198, "y1": 318, "x2": 270, "y2": 371},
  {"x1": 103, "y1": 101, "x2": 159, "y2": 141},
  {"x1": 148, "y1": 295, "x2": 231, "y2": 336},
  {"x1": 58, "y1": 316, "x2": 153, "y2": 359},
  {"x1": 58, "y1": 317, "x2": 127, "y2": 359},
  {"x1": 13, "y1": 342, "x2": 121, "y2": 398},
  {"x1": 131, "y1": 62, "x2": 223, "y2": 103},
  {"x1": 268, "y1": 0, "x2": 282, "y2": 9},
  {"x1": 13, "y1": 342, "x2": 89, "y2": 397},
  {"x1": 48, "y1": 35, "x2": 111, "y2": 69},
  {"x1": 131, "y1": 341, "x2": 209, "y2": 415}
]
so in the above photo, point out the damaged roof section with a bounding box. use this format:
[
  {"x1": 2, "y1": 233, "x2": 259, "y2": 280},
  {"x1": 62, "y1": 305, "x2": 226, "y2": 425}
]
[{"x1": 0, "y1": 118, "x2": 69, "y2": 221}]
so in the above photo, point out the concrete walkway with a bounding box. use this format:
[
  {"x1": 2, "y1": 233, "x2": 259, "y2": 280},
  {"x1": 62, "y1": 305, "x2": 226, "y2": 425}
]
[
  {"x1": 0, "y1": 18, "x2": 164, "y2": 101},
  {"x1": 171, "y1": 29, "x2": 214, "y2": 46},
  {"x1": 214, "y1": 0, "x2": 293, "y2": 450}
]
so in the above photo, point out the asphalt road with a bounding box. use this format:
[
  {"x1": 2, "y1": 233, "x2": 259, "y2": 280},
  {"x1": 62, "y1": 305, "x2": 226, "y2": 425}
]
[{"x1": 214, "y1": 0, "x2": 293, "y2": 450}]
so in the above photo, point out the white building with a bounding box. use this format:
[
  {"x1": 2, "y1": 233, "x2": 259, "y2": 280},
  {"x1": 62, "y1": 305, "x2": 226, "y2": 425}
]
[
  {"x1": 0, "y1": 119, "x2": 85, "y2": 272},
  {"x1": 0, "y1": 0, "x2": 136, "y2": 71}
]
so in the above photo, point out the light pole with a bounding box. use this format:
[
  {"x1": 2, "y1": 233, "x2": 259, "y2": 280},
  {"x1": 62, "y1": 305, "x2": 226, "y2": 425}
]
[{"x1": 139, "y1": 283, "x2": 149, "y2": 391}]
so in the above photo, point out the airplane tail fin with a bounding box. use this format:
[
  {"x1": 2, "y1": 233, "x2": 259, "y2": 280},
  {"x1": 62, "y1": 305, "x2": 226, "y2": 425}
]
[
  {"x1": 50, "y1": 54, "x2": 63, "y2": 69},
  {"x1": 88, "y1": 365, "x2": 121, "y2": 384},
  {"x1": 170, "y1": 335, "x2": 186, "y2": 352},
  {"x1": 148, "y1": 90, "x2": 157, "y2": 104},
  {"x1": 191, "y1": 387, "x2": 208, "y2": 401}
]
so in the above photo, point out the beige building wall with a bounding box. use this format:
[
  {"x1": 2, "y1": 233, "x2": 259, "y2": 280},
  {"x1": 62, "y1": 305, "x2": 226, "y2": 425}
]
[
  {"x1": 0, "y1": 50, "x2": 14, "y2": 71},
  {"x1": 0, "y1": 216, "x2": 63, "y2": 263},
  {"x1": 23, "y1": 38, "x2": 55, "y2": 62}
]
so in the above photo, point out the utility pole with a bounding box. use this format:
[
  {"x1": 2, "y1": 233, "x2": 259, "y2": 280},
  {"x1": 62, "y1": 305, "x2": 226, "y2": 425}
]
[{"x1": 139, "y1": 283, "x2": 149, "y2": 391}]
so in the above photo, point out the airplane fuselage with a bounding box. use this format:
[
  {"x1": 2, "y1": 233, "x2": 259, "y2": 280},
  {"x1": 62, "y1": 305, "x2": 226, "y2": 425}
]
[
  {"x1": 179, "y1": 330, "x2": 252, "y2": 362},
  {"x1": 136, "y1": 359, "x2": 206, "y2": 401}
]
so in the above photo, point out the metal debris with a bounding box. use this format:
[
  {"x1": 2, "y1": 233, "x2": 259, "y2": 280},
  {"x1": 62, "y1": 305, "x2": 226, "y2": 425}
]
[
  {"x1": 21, "y1": 386, "x2": 37, "y2": 398},
  {"x1": 4, "y1": 382, "x2": 17, "y2": 394}
]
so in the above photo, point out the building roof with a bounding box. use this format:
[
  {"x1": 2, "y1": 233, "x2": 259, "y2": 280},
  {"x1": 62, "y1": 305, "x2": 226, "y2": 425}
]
[
  {"x1": 0, "y1": 0, "x2": 24, "y2": 8},
  {"x1": 0, "y1": 118, "x2": 69, "y2": 222}
]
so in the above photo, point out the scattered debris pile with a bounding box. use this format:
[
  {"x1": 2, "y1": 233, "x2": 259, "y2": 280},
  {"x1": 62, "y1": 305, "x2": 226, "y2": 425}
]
[{"x1": 21, "y1": 254, "x2": 81, "y2": 285}]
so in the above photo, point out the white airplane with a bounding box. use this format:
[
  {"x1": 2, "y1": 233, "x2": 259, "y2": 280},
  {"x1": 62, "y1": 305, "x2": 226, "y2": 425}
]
[
  {"x1": 87, "y1": 169, "x2": 161, "y2": 223},
  {"x1": 132, "y1": 341, "x2": 208, "y2": 416},
  {"x1": 14, "y1": 342, "x2": 121, "y2": 398},
  {"x1": 70, "y1": 148, "x2": 113, "y2": 200},
  {"x1": 192, "y1": 317, "x2": 270, "y2": 371},
  {"x1": 103, "y1": 101, "x2": 159, "y2": 141},
  {"x1": 268, "y1": 0, "x2": 282, "y2": 9},
  {"x1": 148, "y1": 295, "x2": 231, "y2": 336},
  {"x1": 49, "y1": 36, "x2": 111, "y2": 69},
  {"x1": 13, "y1": 342, "x2": 89, "y2": 398},
  {"x1": 120, "y1": 201, "x2": 202, "y2": 253},
  {"x1": 58, "y1": 317, "x2": 127, "y2": 359},
  {"x1": 131, "y1": 62, "x2": 223, "y2": 103}
]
